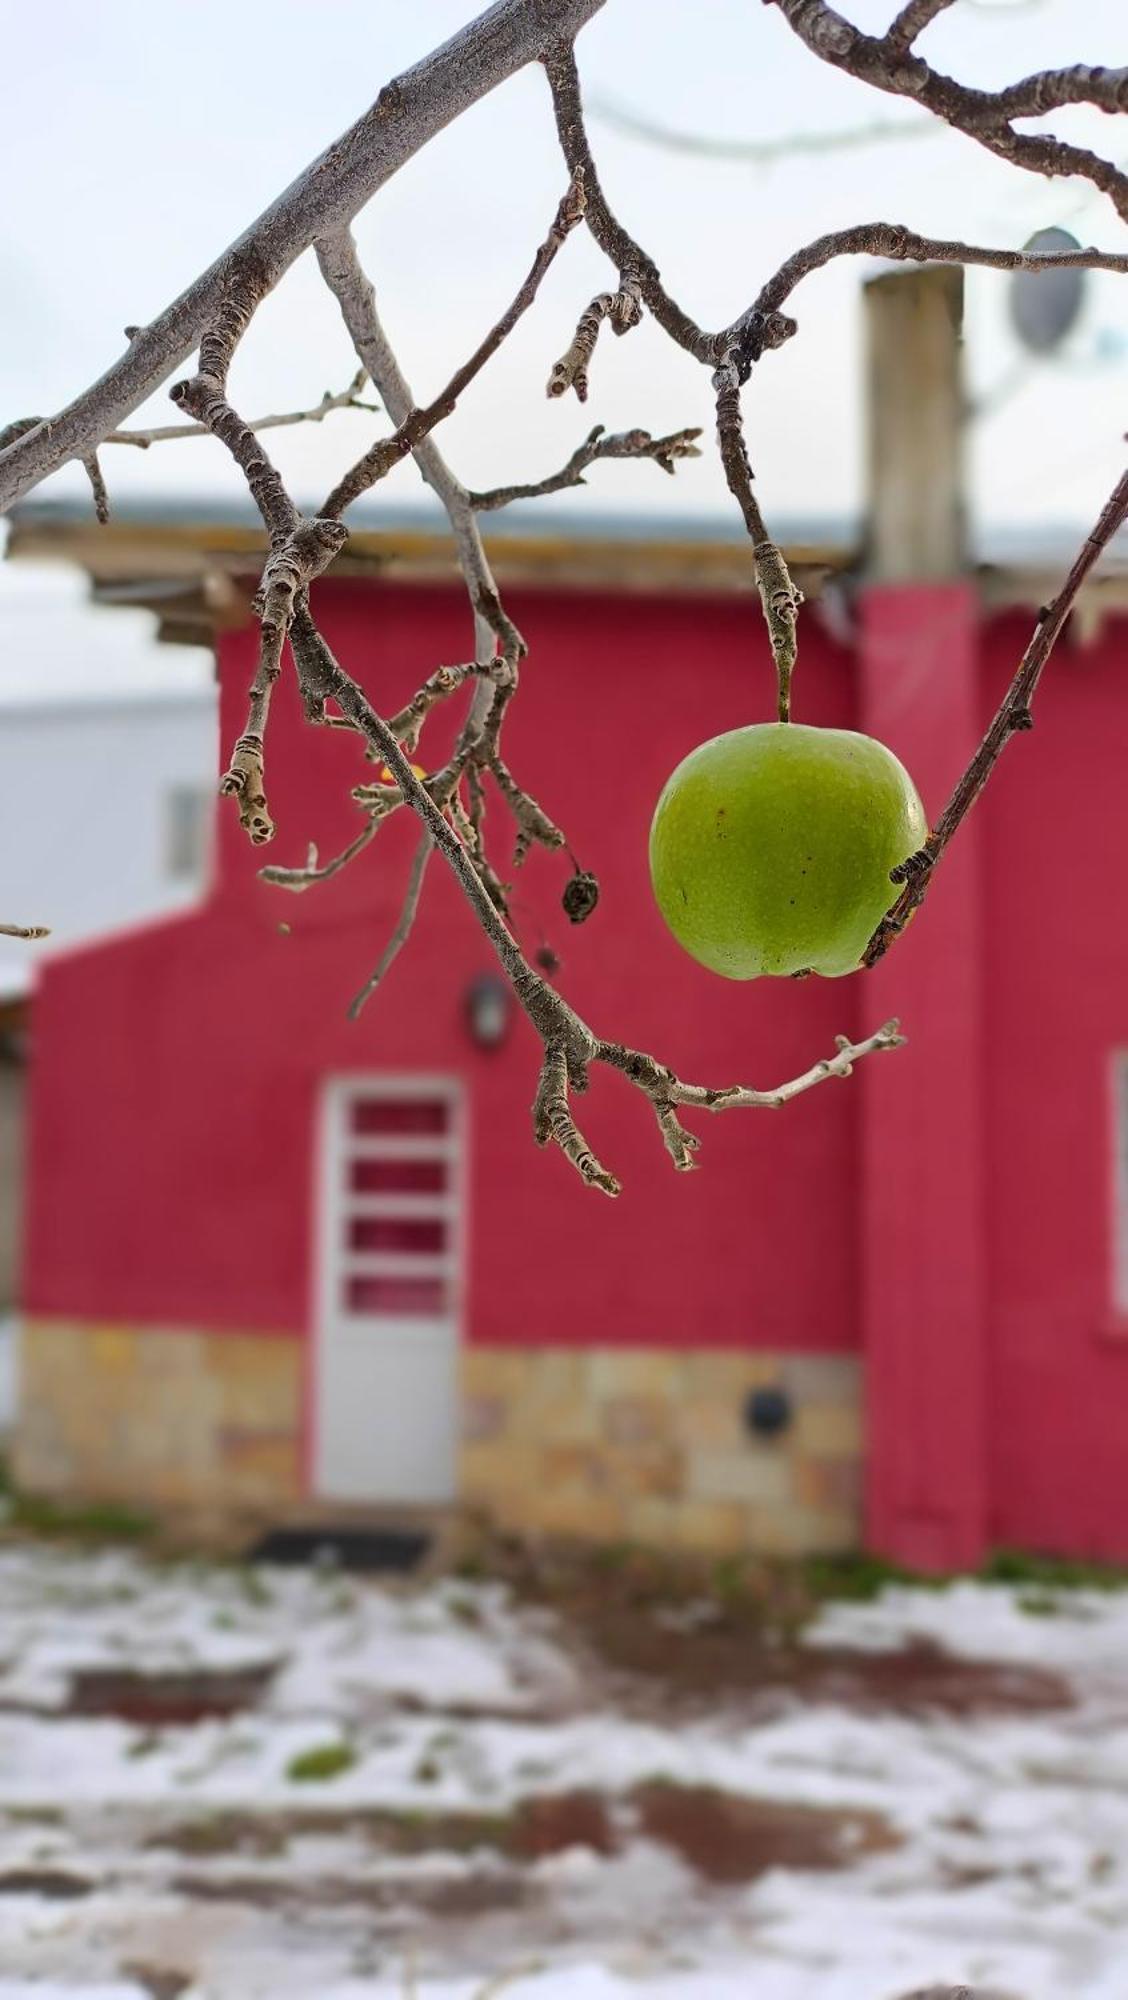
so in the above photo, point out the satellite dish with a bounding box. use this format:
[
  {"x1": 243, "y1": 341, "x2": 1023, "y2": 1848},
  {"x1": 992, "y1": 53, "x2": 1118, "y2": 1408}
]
[{"x1": 1009, "y1": 227, "x2": 1087, "y2": 355}]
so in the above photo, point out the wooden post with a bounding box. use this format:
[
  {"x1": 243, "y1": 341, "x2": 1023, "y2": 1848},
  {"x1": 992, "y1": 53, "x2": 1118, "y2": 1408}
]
[
  {"x1": 865, "y1": 264, "x2": 965, "y2": 584},
  {"x1": 859, "y1": 262, "x2": 987, "y2": 1571}
]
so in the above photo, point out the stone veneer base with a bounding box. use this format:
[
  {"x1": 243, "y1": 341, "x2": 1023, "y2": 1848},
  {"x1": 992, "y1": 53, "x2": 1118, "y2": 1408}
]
[{"x1": 16, "y1": 1322, "x2": 862, "y2": 1555}]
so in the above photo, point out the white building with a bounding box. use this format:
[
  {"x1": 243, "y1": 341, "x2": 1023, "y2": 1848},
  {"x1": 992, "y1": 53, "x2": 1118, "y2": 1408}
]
[{"x1": 0, "y1": 560, "x2": 217, "y2": 1337}]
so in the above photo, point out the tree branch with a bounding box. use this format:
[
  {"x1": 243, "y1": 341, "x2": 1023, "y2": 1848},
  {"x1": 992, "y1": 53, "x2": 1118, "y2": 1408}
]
[
  {"x1": 106, "y1": 371, "x2": 376, "y2": 447},
  {"x1": 752, "y1": 223, "x2": 1128, "y2": 321},
  {"x1": 885, "y1": 0, "x2": 956, "y2": 52},
  {"x1": 283, "y1": 602, "x2": 905, "y2": 1192},
  {"x1": 467, "y1": 423, "x2": 703, "y2": 509},
  {"x1": 0, "y1": 0, "x2": 607, "y2": 515},
  {"x1": 322, "y1": 169, "x2": 588, "y2": 519},
  {"x1": 348, "y1": 831, "x2": 433, "y2": 1019},
  {"x1": 864, "y1": 462, "x2": 1128, "y2": 966},
  {"x1": 766, "y1": 0, "x2": 1128, "y2": 222}
]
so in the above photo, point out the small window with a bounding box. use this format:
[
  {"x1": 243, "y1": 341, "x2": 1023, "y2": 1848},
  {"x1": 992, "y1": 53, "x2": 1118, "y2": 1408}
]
[
  {"x1": 165, "y1": 785, "x2": 210, "y2": 881},
  {"x1": 1112, "y1": 1052, "x2": 1128, "y2": 1314}
]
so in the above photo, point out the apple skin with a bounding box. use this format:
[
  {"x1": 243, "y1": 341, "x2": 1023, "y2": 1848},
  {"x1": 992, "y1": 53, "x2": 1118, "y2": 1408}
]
[{"x1": 649, "y1": 723, "x2": 927, "y2": 979}]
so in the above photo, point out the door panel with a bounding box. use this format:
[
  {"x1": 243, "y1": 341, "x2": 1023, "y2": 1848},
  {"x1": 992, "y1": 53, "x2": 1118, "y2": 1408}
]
[{"x1": 313, "y1": 1077, "x2": 462, "y2": 1503}]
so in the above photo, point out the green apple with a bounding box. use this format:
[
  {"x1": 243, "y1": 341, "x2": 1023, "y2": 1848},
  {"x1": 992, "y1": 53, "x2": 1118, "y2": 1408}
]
[{"x1": 649, "y1": 723, "x2": 927, "y2": 979}]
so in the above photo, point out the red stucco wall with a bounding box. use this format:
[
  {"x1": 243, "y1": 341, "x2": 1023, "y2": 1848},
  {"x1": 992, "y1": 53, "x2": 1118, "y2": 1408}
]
[
  {"x1": 25, "y1": 571, "x2": 1128, "y2": 1563},
  {"x1": 23, "y1": 577, "x2": 864, "y2": 1355}
]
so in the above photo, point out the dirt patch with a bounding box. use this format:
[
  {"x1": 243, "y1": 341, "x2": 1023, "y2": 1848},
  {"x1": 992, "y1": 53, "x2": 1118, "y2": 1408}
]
[
  {"x1": 169, "y1": 1868, "x2": 531, "y2": 1917},
  {"x1": 66, "y1": 1661, "x2": 278, "y2": 1724},
  {"x1": 632, "y1": 1782, "x2": 899, "y2": 1884},
  {"x1": 150, "y1": 1782, "x2": 893, "y2": 1888},
  {"x1": 0, "y1": 1867, "x2": 94, "y2": 1898},
  {"x1": 572, "y1": 1615, "x2": 1070, "y2": 1717},
  {"x1": 150, "y1": 1793, "x2": 613, "y2": 1865},
  {"x1": 465, "y1": 1536, "x2": 1073, "y2": 1720}
]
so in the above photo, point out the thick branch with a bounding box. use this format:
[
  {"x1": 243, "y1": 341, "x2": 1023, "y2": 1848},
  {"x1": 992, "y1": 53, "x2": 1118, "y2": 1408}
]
[
  {"x1": 885, "y1": 0, "x2": 956, "y2": 52},
  {"x1": 864, "y1": 463, "x2": 1128, "y2": 965},
  {"x1": 0, "y1": 0, "x2": 606, "y2": 514}
]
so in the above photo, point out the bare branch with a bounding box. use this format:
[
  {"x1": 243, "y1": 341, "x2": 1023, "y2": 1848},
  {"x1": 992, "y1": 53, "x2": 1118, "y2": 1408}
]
[
  {"x1": 288, "y1": 606, "x2": 904, "y2": 1193},
  {"x1": 865, "y1": 463, "x2": 1128, "y2": 966},
  {"x1": 259, "y1": 819, "x2": 380, "y2": 893},
  {"x1": 766, "y1": 0, "x2": 1128, "y2": 222},
  {"x1": 885, "y1": 0, "x2": 956, "y2": 52},
  {"x1": 170, "y1": 282, "x2": 347, "y2": 842},
  {"x1": 468, "y1": 423, "x2": 703, "y2": 510},
  {"x1": 547, "y1": 273, "x2": 641, "y2": 402},
  {"x1": 81, "y1": 454, "x2": 109, "y2": 524},
  {"x1": 753, "y1": 222, "x2": 1128, "y2": 321},
  {"x1": 0, "y1": 0, "x2": 607, "y2": 514},
  {"x1": 348, "y1": 831, "x2": 433, "y2": 1019},
  {"x1": 543, "y1": 43, "x2": 718, "y2": 365},
  {"x1": 316, "y1": 223, "x2": 518, "y2": 782},
  {"x1": 712, "y1": 349, "x2": 802, "y2": 722},
  {"x1": 322, "y1": 170, "x2": 588, "y2": 519},
  {"x1": 534, "y1": 1043, "x2": 621, "y2": 1196},
  {"x1": 0, "y1": 922, "x2": 50, "y2": 940},
  {"x1": 106, "y1": 371, "x2": 376, "y2": 447}
]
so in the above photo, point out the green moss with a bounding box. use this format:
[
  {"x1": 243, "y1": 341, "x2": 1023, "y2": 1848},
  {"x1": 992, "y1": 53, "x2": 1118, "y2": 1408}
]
[
  {"x1": 285, "y1": 1741, "x2": 357, "y2": 1784},
  {"x1": 6, "y1": 1491, "x2": 154, "y2": 1542}
]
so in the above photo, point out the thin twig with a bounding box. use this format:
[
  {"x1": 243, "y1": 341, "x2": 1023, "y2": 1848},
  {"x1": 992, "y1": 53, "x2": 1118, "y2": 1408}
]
[
  {"x1": 468, "y1": 424, "x2": 702, "y2": 509},
  {"x1": 291, "y1": 604, "x2": 904, "y2": 1194},
  {"x1": 752, "y1": 222, "x2": 1128, "y2": 321},
  {"x1": 259, "y1": 819, "x2": 380, "y2": 893},
  {"x1": 864, "y1": 463, "x2": 1128, "y2": 966},
  {"x1": 348, "y1": 831, "x2": 433, "y2": 1019},
  {"x1": 0, "y1": 922, "x2": 50, "y2": 940},
  {"x1": 546, "y1": 272, "x2": 642, "y2": 401},
  {"x1": 0, "y1": 0, "x2": 608, "y2": 514},
  {"x1": 322, "y1": 169, "x2": 588, "y2": 519},
  {"x1": 106, "y1": 371, "x2": 376, "y2": 447}
]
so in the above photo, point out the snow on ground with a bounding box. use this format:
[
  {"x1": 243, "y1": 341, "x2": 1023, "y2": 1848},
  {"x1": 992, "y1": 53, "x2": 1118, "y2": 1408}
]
[{"x1": 0, "y1": 1547, "x2": 1123, "y2": 1996}]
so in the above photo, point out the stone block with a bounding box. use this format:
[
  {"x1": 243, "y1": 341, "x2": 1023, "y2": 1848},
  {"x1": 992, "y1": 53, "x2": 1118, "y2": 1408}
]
[
  {"x1": 672, "y1": 1499, "x2": 750, "y2": 1554},
  {"x1": 796, "y1": 1456, "x2": 863, "y2": 1515},
  {"x1": 677, "y1": 1398, "x2": 746, "y2": 1453},
  {"x1": 461, "y1": 1348, "x2": 527, "y2": 1398},
  {"x1": 780, "y1": 1354, "x2": 860, "y2": 1406},
  {"x1": 794, "y1": 1402, "x2": 864, "y2": 1459},
  {"x1": 89, "y1": 1327, "x2": 135, "y2": 1374},
  {"x1": 587, "y1": 1351, "x2": 684, "y2": 1402},
  {"x1": 687, "y1": 1447, "x2": 793, "y2": 1508},
  {"x1": 603, "y1": 1395, "x2": 670, "y2": 1445},
  {"x1": 461, "y1": 1395, "x2": 507, "y2": 1443}
]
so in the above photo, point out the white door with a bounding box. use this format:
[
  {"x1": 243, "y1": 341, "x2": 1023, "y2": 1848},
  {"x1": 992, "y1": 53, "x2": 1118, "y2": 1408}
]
[{"x1": 313, "y1": 1076, "x2": 462, "y2": 1503}]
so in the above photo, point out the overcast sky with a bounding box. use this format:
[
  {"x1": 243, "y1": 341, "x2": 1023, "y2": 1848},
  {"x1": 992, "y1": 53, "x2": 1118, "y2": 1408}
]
[{"x1": 2, "y1": 0, "x2": 1126, "y2": 699}]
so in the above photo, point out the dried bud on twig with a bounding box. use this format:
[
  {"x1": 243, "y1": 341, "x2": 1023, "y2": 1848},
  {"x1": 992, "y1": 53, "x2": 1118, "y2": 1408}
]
[{"x1": 562, "y1": 869, "x2": 600, "y2": 924}]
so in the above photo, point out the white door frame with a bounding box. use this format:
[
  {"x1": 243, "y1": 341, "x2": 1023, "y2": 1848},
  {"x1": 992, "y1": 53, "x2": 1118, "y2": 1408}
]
[{"x1": 311, "y1": 1073, "x2": 465, "y2": 1504}]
